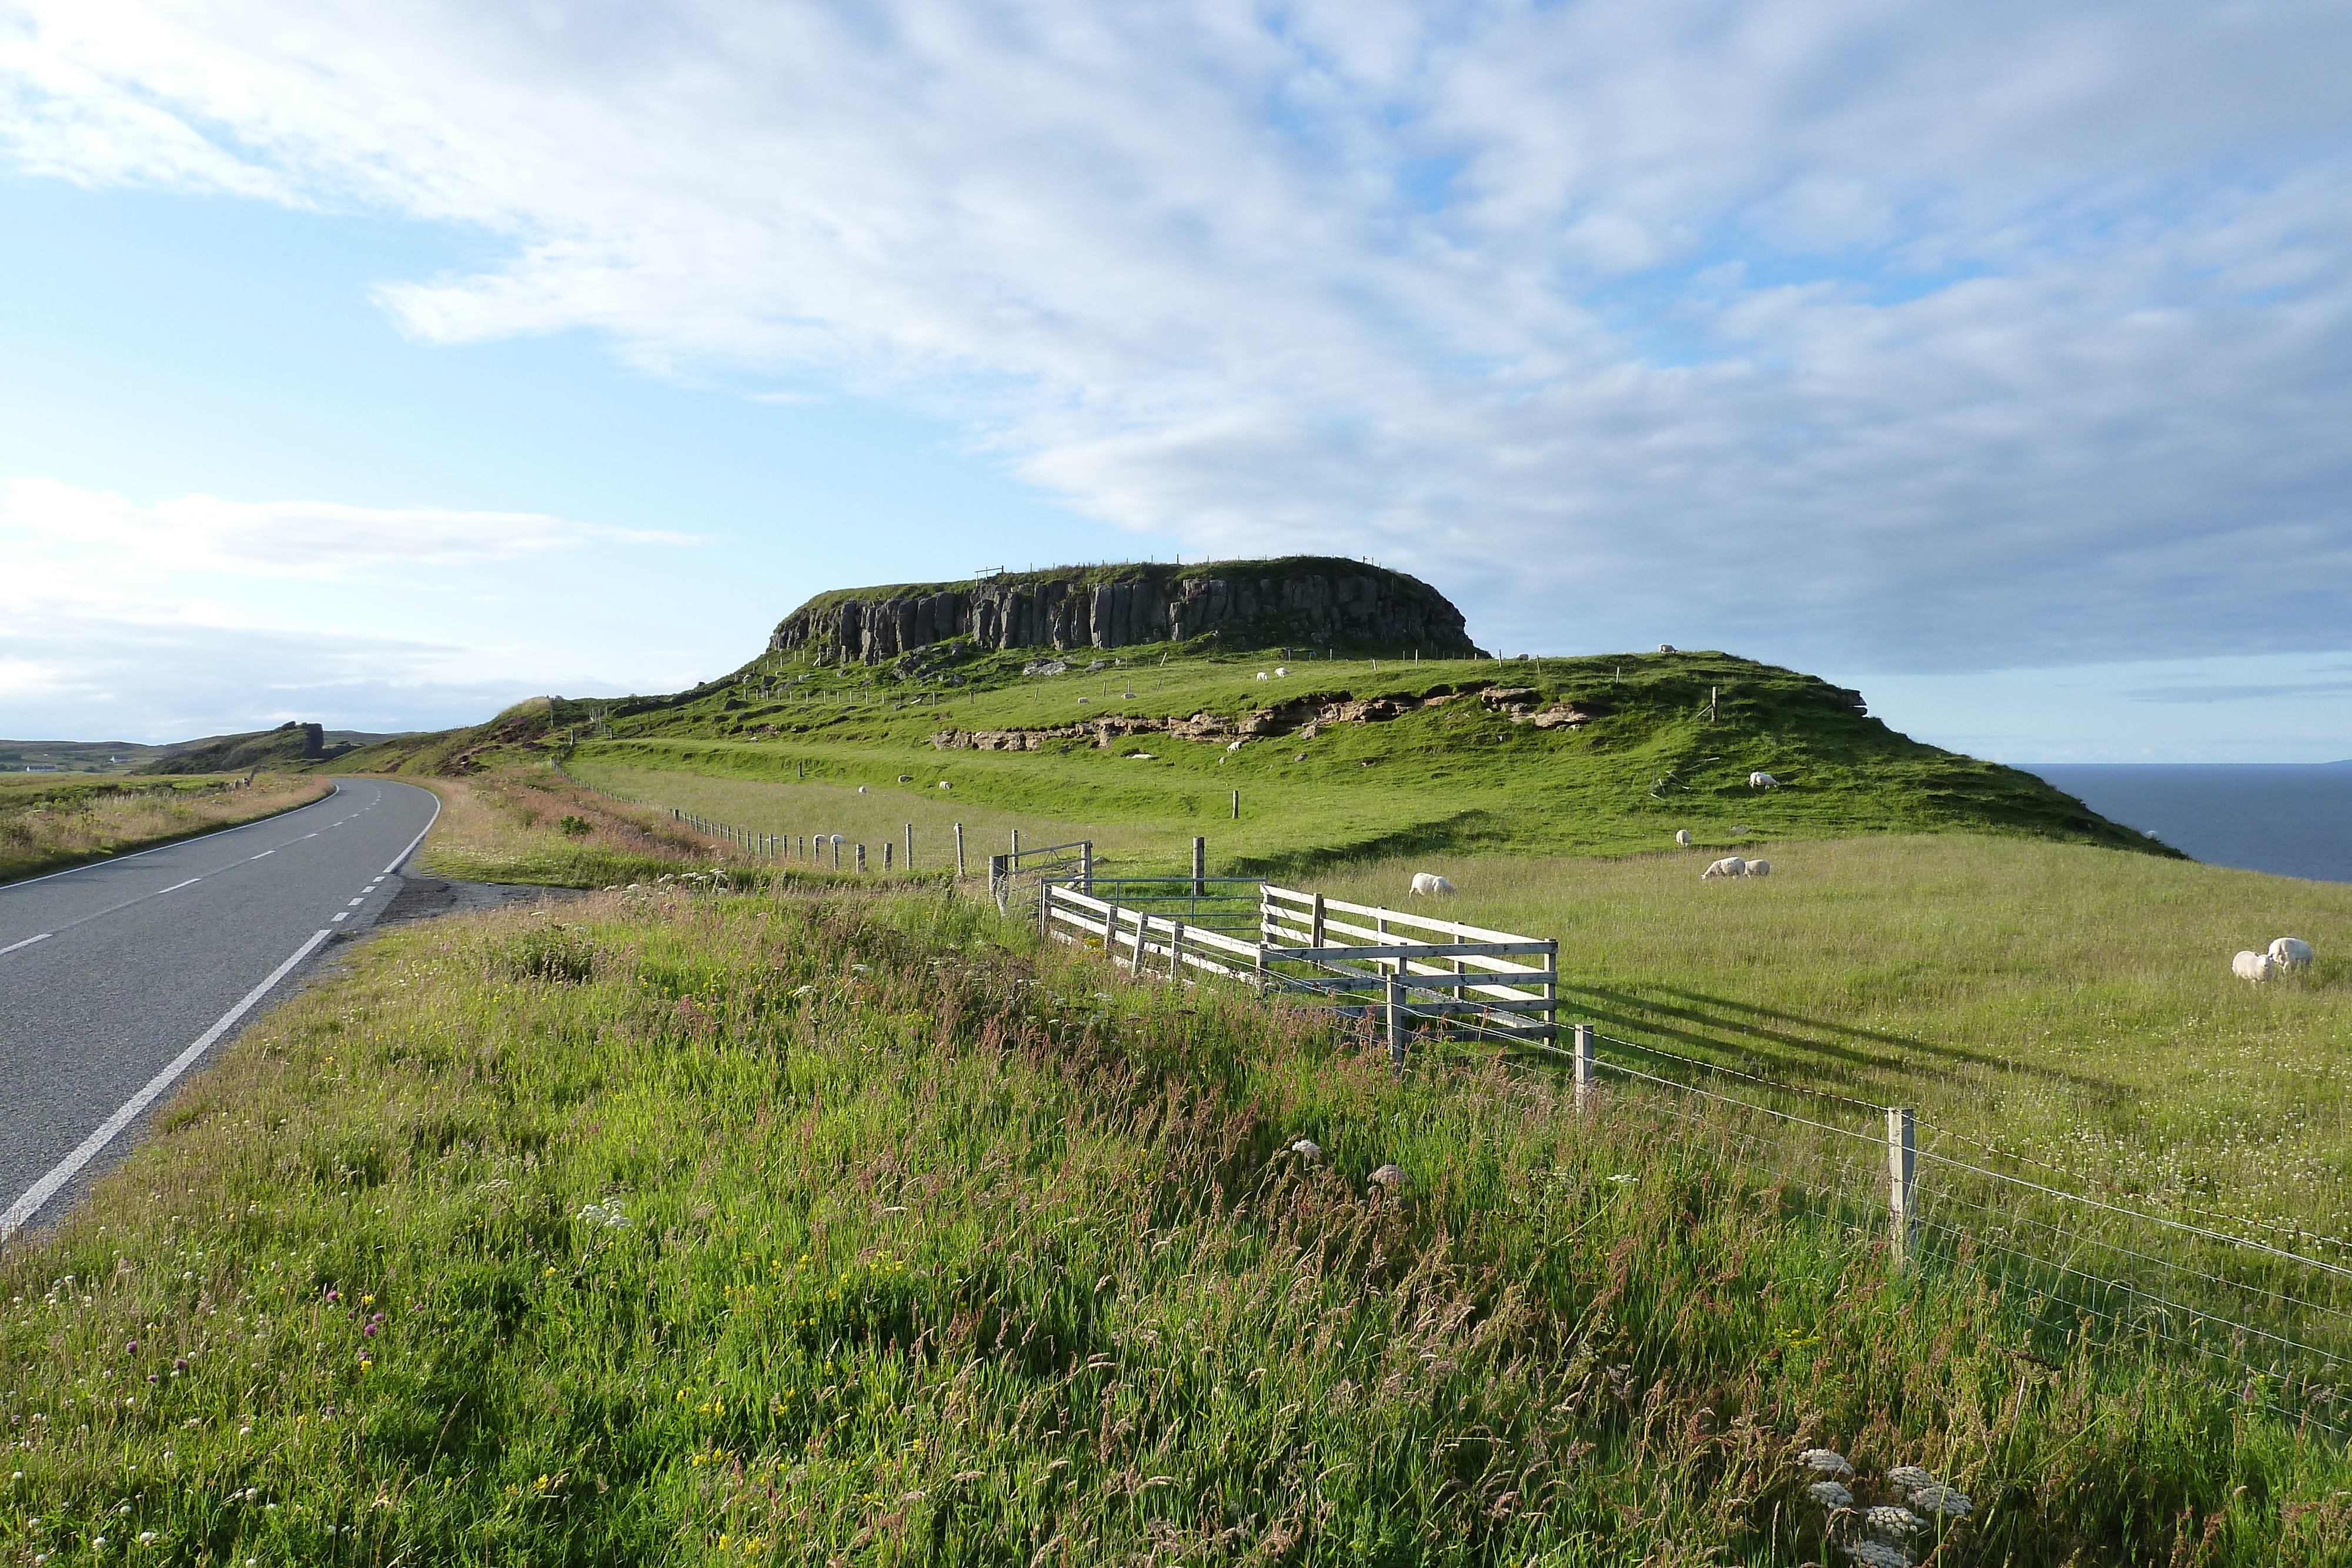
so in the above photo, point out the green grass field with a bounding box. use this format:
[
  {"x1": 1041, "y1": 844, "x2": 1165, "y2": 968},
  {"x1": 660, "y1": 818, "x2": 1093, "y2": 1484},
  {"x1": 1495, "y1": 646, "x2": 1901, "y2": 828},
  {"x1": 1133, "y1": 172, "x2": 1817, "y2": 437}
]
[
  {"x1": 0, "y1": 774, "x2": 332, "y2": 885},
  {"x1": 4, "y1": 885, "x2": 2344, "y2": 1564},
  {"x1": 541, "y1": 646, "x2": 2164, "y2": 875}
]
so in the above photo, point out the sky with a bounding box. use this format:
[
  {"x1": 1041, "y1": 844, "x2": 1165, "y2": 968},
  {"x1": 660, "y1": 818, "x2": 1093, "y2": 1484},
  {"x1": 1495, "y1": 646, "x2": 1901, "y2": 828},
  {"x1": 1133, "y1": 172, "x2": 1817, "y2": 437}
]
[{"x1": 1, "y1": 0, "x2": 2348, "y2": 761}]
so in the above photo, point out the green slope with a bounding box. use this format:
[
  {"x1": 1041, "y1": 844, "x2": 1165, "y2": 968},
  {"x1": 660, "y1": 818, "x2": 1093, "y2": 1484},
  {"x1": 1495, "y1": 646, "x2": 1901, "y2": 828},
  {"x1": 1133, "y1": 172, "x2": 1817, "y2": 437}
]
[{"x1": 529, "y1": 643, "x2": 2167, "y2": 874}]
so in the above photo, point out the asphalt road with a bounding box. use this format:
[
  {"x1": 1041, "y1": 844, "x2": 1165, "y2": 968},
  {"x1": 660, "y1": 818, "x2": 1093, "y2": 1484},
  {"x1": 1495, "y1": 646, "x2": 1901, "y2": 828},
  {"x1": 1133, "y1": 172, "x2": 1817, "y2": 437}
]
[{"x1": 0, "y1": 778, "x2": 442, "y2": 1238}]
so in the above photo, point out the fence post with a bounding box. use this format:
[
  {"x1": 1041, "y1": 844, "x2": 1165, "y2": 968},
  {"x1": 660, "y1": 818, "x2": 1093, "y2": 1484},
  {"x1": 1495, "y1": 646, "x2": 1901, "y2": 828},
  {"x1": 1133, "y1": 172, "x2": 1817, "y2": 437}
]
[
  {"x1": 1011, "y1": 828, "x2": 1021, "y2": 861},
  {"x1": 1170, "y1": 921, "x2": 1185, "y2": 978},
  {"x1": 1387, "y1": 975, "x2": 1405, "y2": 1079},
  {"x1": 1037, "y1": 877, "x2": 1048, "y2": 938},
  {"x1": 1081, "y1": 841, "x2": 1094, "y2": 897},
  {"x1": 1104, "y1": 901, "x2": 1120, "y2": 954},
  {"x1": 1311, "y1": 892, "x2": 1326, "y2": 951},
  {"x1": 1191, "y1": 836, "x2": 1206, "y2": 897},
  {"x1": 1573, "y1": 1022, "x2": 1595, "y2": 1112},
  {"x1": 905, "y1": 824, "x2": 914, "y2": 871},
  {"x1": 1887, "y1": 1106, "x2": 1916, "y2": 1266},
  {"x1": 857, "y1": 844, "x2": 868, "y2": 873},
  {"x1": 1130, "y1": 910, "x2": 1147, "y2": 977},
  {"x1": 956, "y1": 823, "x2": 966, "y2": 879},
  {"x1": 884, "y1": 841, "x2": 893, "y2": 871},
  {"x1": 1231, "y1": 789, "x2": 1240, "y2": 821}
]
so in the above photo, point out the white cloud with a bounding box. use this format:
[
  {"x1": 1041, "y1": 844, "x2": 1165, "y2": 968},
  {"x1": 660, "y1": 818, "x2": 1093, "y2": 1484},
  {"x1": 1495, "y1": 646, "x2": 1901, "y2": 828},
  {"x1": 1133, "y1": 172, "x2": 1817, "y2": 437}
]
[
  {"x1": 0, "y1": 477, "x2": 697, "y2": 579},
  {"x1": 3, "y1": 0, "x2": 2350, "y2": 672}
]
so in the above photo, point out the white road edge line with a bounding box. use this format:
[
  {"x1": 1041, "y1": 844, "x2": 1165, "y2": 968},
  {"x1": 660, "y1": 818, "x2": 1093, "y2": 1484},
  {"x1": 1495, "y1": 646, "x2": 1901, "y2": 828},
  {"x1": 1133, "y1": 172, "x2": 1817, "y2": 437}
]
[
  {"x1": 382, "y1": 791, "x2": 443, "y2": 877},
  {"x1": 1, "y1": 933, "x2": 52, "y2": 957},
  {"x1": 1, "y1": 928, "x2": 333, "y2": 1242},
  {"x1": 0, "y1": 782, "x2": 346, "y2": 894}
]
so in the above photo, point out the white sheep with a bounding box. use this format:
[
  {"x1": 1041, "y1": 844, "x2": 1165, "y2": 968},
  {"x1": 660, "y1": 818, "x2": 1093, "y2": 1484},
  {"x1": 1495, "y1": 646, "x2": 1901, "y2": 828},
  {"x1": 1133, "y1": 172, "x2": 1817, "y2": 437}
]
[
  {"x1": 2233, "y1": 950, "x2": 2277, "y2": 982},
  {"x1": 1255, "y1": 671, "x2": 1269, "y2": 681},
  {"x1": 1274, "y1": 666, "x2": 1289, "y2": 677},
  {"x1": 1409, "y1": 872, "x2": 1456, "y2": 897},
  {"x1": 1749, "y1": 772, "x2": 1779, "y2": 789},
  {"x1": 1745, "y1": 859, "x2": 1771, "y2": 877},
  {"x1": 2269, "y1": 937, "x2": 2314, "y2": 970},
  {"x1": 1673, "y1": 829, "x2": 1692, "y2": 846},
  {"x1": 1702, "y1": 856, "x2": 1747, "y2": 879}
]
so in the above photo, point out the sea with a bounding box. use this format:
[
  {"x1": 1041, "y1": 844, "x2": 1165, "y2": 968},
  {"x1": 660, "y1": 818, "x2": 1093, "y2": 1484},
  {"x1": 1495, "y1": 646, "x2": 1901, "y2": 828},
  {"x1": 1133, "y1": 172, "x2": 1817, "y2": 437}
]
[{"x1": 2024, "y1": 763, "x2": 2352, "y2": 884}]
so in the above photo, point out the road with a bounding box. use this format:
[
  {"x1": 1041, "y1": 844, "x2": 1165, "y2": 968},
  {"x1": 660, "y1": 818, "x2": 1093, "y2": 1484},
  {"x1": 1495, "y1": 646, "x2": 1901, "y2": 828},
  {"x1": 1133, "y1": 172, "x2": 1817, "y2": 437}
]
[{"x1": 0, "y1": 778, "x2": 442, "y2": 1238}]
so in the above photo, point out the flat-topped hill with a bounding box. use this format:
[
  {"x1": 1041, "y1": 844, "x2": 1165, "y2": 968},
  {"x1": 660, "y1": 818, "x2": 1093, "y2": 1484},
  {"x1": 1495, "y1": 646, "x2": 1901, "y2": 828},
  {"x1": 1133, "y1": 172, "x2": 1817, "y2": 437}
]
[{"x1": 767, "y1": 555, "x2": 1479, "y2": 664}]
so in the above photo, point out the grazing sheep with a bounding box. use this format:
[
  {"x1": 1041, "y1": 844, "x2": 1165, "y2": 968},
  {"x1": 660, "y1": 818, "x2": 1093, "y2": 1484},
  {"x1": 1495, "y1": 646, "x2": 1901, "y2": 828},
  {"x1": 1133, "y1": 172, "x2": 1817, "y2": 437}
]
[
  {"x1": 1409, "y1": 872, "x2": 1457, "y2": 897},
  {"x1": 1749, "y1": 772, "x2": 1780, "y2": 789},
  {"x1": 857, "y1": 785, "x2": 868, "y2": 794},
  {"x1": 2233, "y1": 950, "x2": 2277, "y2": 982},
  {"x1": 1702, "y1": 856, "x2": 1748, "y2": 879},
  {"x1": 1658, "y1": 644, "x2": 1677, "y2": 653},
  {"x1": 1274, "y1": 666, "x2": 1289, "y2": 677},
  {"x1": 1255, "y1": 671, "x2": 1269, "y2": 681},
  {"x1": 1745, "y1": 859, "x2": 1771, "y2": 877},
  {"x1": 1674, "y1": 829, "x2": 1692, "y2": 846},
  {"x1": 937, "y1": 781, "x2": 951, "y2": 788},
  {"x1": 2269, "y1": 937, "x2": 2315, "y2": 970}
]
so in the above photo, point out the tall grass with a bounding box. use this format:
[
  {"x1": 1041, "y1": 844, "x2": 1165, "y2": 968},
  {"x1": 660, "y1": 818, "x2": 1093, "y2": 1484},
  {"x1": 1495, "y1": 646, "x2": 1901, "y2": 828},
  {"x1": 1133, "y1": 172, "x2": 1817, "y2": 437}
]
[
  {"x1": 0, "y1": 774, "x2": 330, "y2": 885},
  {"x1": 2, "y1": 888, "x2": 2346, "y2": 1563}
]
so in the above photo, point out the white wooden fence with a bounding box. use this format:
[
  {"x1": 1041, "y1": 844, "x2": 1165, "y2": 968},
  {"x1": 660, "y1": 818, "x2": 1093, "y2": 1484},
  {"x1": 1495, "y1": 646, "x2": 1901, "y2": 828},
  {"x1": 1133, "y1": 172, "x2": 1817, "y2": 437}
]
[{"x1": 1038, "y1": 878, "x2": 1559, "y2": 1052}]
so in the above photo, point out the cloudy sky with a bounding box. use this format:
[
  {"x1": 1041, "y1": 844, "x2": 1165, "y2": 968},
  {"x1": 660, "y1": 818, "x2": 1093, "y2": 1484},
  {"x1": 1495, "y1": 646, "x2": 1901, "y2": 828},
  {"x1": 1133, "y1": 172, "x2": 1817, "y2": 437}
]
[{"x1": 2, "y1": 0, "x2": 2348, "y2": 760}]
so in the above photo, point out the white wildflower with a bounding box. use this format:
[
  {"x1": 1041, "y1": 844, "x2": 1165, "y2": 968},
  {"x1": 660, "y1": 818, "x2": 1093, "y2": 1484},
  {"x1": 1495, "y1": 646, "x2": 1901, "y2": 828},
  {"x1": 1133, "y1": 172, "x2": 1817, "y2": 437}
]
[
  {"x1": 1799, "y1": 1448, "x2": 1855, "y2": 1476},
  {"x1": 1289, "y1": 1139, "x2": 1322, "y2": 1161},
  {"x1": 1608, "y1": 1173, "x2": 1638, "y2": 1185},
  {"x1": 1807, "y1": 1480, "x2": 1853, "y2": 1508},
  {"x1": 1836, "y1": 1543, "x2": 1909, "y2": 1568},
  {"x1": 1885, "y1": 1465, "x2": 1937, "y2": 1491},
  {"x1": 1909, "y1": 1483, "x2": 1972, "y2": 1517},
  {"x1": 1865, "y1": 1505, "x2": 1925, "y2": 1537}
]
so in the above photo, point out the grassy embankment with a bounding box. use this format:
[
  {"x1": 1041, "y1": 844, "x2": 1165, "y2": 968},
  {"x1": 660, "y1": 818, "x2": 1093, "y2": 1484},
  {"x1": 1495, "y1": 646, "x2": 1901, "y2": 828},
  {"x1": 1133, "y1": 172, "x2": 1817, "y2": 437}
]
[
  {"x1": 539, "y1": 646, "x2": 2164, "y2": 875},
  {"x1": 4, "y1": 881, "x2": 2348, "y2": 1564},
  {"x1": 0, "y1": 774, "x2": 332, "y2": 885},
  {"x1": 405, "y1": 770, "x2": 944, "y2": 896}
]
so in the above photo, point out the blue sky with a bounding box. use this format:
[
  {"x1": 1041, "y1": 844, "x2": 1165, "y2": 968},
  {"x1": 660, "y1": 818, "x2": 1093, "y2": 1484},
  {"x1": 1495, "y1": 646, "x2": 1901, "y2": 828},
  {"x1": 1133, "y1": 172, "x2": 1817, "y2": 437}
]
[{"x1": 2, "y1": 0, "x2": 2349, "y2": 761}]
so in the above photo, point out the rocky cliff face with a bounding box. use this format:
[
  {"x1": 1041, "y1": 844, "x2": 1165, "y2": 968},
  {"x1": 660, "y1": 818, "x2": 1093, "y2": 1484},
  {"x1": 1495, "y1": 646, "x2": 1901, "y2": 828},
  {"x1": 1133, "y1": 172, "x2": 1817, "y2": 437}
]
[{"x1": 767, "y1": 557, "x2": 1479, "y2": 665}]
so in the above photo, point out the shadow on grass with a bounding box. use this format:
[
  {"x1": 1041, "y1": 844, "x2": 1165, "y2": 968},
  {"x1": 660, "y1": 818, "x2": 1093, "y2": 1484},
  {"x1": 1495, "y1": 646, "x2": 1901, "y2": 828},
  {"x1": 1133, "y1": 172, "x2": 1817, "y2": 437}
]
[{"x1": 1556, "y1": 982, "x2": 2128, "y2": 1105}]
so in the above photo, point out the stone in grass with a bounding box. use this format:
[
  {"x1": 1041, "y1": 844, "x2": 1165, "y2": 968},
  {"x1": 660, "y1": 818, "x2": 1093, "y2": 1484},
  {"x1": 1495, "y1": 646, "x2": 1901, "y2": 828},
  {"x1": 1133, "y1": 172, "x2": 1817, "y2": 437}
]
[
  {"x1": 1368, "y1": 1164, "x2": 1406, "y2": 1189},
  {"x1": 1798, "y1": 1449, "x2": 1855, "y2": 1477}
]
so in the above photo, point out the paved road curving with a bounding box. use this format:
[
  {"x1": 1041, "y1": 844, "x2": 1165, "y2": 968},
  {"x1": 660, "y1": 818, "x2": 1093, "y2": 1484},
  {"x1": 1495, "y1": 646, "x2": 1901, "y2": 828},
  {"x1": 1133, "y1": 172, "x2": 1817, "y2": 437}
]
[{"x1": 0, "y1": 777, "x2": 442, "y2": 1239}]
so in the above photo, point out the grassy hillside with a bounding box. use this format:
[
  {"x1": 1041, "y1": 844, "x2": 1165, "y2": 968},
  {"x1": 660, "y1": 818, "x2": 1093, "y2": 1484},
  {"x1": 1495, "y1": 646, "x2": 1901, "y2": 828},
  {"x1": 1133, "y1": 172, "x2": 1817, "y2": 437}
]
[
  {"x1": 0, "y1": 773, "x2": 332, "y2": 884},
  {"x1": 542, "y1": 645, "x2": 2164, "y2": 874},
  {"x1": 2, "y1": 885, "x2": 2340, "y2": 1564}
]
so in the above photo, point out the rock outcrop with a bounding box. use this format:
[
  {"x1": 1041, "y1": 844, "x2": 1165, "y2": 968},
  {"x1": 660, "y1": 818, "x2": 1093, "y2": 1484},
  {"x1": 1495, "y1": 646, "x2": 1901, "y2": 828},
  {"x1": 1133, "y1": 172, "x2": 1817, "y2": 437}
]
[
  {"x1": 768, "y1": 557, "x2": 1478, "y2": 665},
  {"x1": 927, "y1": 683, "x2": 1606, "y2": 751}
]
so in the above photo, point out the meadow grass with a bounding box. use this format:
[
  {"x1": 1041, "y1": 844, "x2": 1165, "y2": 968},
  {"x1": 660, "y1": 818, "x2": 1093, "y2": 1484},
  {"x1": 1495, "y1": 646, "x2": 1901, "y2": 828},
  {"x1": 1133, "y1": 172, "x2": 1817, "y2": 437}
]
[
  {"x1": 1297, "y1": 838, "x2": 2352, "y2": 1251},
  {"x1": 0, "y1": 774, "x2": 332, "y2": 885},
  {"x1": 4, "y1": 886, "x2": 2347, "y2": 1565},
  {"x1": 554, "y1": 646, "x2": 2159, "y2": 874}
]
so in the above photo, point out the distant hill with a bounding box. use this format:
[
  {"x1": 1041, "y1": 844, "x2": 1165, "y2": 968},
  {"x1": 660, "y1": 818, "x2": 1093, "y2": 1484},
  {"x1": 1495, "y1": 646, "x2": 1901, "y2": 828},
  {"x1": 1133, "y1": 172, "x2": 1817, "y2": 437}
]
[
  {"x1": 0, "y1": 739, "x2": 174, "y2": 774},
  {"x1": 145, "y1": 723, "x2": 412, "y2": 775}
]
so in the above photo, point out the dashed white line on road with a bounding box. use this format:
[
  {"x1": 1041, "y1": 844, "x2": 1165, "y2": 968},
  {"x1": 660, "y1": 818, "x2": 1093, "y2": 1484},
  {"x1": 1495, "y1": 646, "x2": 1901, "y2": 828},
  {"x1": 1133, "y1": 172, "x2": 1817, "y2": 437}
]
[
  {"x1": 331, "y1": 912, "x2": 349, "y2": 922},
  {"x1": 250, "y1": 851, "x2": 275, "y2": 860},
  {"x1": 155, "y1": 878, "x2": 202, "y2": 895},
  {"x1": 1, "y1": 928, "x2": 333, "y2": 1241},
  {"x1": 1, "y1": 933, "x2": 52, "y2": 957},
  {"x1": 347, "y1": 898, "x2": 365, "y2": 907}
]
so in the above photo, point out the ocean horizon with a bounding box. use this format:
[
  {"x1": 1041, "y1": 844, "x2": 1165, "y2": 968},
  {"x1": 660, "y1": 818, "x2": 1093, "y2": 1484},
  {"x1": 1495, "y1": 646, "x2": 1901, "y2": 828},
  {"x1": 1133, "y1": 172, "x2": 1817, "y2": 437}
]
[{"x1": 2024, "y1": 761, "x2": 2352, "y2": 884}]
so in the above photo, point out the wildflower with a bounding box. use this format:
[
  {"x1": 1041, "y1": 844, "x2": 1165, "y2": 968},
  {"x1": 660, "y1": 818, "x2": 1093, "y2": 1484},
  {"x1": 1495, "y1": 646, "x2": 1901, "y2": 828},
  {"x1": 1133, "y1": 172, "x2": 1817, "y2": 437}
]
[
  {"x1": 1289, "y1": 1139, "x2": 1322, "y2": 1161},
  {"x1": 1807, "y1": 1480, "x2": 1853, "y2": 1508},
  {"x1": 138, "y1": 1533, "x2": 157, "y2": 1546},
  {"x1": 1608, "y1": 1173, "x2": 1639, "y2": 1184},
  {"x1": 1884, "y1": 1466, "x2": 1936, "y2": 1491},
  {"x1": 1798, "y1": 1449, "x2": 1854, "y2": 1476},
  {"x1": 1369, "y1": 1164, "x2": 1406, "y2": 1189},
  {"x1": 1864, "y1": 1506, "x2": 1925, "y2": 1538},
  {"x1": 1909, "y1": 1484, "x2": 1972, "y2": 1517},
  {"x1": 1836, "y1": 1544, "x2": 1909, "y2": 1568}
]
